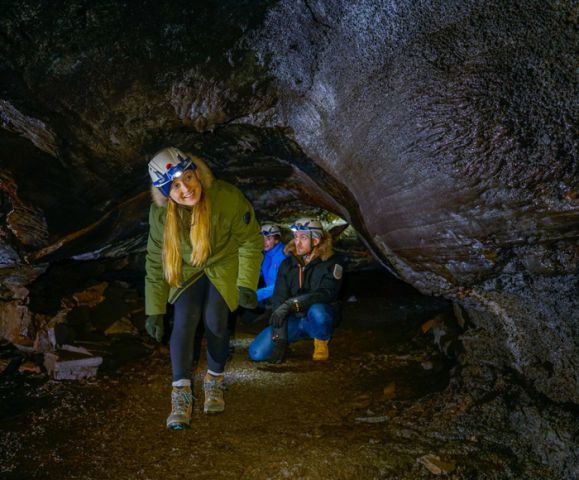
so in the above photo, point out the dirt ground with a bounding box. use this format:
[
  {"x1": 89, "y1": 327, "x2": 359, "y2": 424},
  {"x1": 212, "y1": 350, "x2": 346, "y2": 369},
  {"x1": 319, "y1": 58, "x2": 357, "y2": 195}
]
[{"x1": 0, "y1": 287, "x2": 560, "y2": 480}]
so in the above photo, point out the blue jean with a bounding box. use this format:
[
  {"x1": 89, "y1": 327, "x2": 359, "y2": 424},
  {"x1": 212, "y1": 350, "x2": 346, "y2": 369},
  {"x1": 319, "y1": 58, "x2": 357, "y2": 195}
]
[{"x1": 249, "y1": 303, "x2": 335, "y2": 361}]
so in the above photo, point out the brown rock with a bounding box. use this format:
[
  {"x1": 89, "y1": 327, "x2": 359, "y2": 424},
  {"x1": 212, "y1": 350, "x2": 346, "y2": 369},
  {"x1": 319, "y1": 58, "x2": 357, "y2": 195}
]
[
  {"x1": 0, "y1": 300, "x2": 32, "y2": 345},
  {"x1": 73, "y1": 282, "x2": 108, "y2": 308}
]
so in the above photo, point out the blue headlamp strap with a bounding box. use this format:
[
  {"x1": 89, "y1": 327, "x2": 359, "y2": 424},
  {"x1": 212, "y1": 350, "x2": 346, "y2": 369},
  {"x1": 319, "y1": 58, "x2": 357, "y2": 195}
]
[{"x1": 152, "y1": 155, "x2": 196, "y2": 188}]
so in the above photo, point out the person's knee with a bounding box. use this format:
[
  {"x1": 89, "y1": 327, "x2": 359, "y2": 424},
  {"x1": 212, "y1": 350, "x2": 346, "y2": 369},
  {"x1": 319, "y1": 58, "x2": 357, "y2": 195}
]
[
  {"x1": 308, "y1": 304, "x2": 333, "y2": 326},
  {"x1": 204, "y1": 316, "x2": 229, "y2": 338},
  {"x1": 249, "y1": 341, "x2": 269, "y2": 361}
]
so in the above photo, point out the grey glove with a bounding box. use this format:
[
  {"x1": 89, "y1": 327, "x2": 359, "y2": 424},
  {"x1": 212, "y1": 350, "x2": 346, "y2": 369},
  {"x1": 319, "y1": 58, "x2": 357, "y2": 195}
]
[
  {"x1": 269, "y1": 303, "x2": 292, "y2": 329},
  {"x1": 239, "y1": 286, "x2": 258, "y2": 309},
  {"x1": 145, "y1": 314, "x2": 164, "y2": 342}
]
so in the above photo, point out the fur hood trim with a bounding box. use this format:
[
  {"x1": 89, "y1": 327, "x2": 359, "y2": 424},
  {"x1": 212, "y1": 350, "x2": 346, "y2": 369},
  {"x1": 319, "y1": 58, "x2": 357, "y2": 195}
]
[
  {"x1": 150, "y1": 154, "x2": 215, "y2": 207},
  {"x1": 284, "y1": 234, "x2": 334, "y2": 262}
]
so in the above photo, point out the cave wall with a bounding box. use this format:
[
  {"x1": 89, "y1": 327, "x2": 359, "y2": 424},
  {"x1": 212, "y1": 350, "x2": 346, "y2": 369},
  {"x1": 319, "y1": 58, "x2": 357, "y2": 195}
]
[
  {"x1": 0, "y1": 1, "x2": 577, "y2": 402},
  {"x1": 244, "y1": 0, "x2": 578, "y2": 404}
]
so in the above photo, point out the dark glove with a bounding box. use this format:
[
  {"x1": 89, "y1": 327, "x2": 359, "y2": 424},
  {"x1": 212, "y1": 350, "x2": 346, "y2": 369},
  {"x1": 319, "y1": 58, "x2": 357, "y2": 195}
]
[
  {"x1": 286, "y1": 292, "x2": 326, "y2": 313},
  {"x1": 269, "y1": 303, "x2": 292, "y2": 329},
  {"x1": 238, "y1": 286, "x2": 258, "y2": 309},
  {"x1": 145, "y1": 314, "x2": 164, "y2": 342},
  {"x1": 268, "y1": 338, "x2": 288, "y2": 364}
]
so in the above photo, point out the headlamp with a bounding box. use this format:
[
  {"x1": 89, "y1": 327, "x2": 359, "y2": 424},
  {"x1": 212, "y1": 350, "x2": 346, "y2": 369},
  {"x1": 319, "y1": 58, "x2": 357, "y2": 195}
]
[
  {"x1": 290, "y1": 221, "x2": 322, "y2": 233},
  {"x1": 152, "y1": 157, "x2": 195, "y2": 188}
]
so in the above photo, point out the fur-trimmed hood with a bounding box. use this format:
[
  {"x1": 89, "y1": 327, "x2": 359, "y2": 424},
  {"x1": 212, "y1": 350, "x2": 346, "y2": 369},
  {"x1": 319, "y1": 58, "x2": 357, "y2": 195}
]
[
  {"x1": 284, "y1": 234, "x2": 334, "y2": 263},
  {"x1": 150, "y1": 154, "x2": 215, "y2": 207}
]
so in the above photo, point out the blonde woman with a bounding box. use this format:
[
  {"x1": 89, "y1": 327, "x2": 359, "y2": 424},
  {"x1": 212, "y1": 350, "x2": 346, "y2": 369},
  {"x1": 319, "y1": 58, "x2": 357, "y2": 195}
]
[{"x1": 145, "y1": 147, "x2": 262, "y2": 430}]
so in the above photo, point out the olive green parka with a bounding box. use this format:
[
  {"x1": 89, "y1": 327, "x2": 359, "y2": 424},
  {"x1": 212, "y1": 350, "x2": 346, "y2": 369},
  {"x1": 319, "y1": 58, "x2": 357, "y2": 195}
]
[{"x1": 145, "y1": 156, "x2": 263, "y2": 315}]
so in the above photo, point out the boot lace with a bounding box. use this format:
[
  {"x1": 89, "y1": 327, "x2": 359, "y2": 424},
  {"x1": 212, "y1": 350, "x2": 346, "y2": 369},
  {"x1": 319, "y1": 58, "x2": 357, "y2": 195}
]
[
  {"x1": 205, "y1": 378, "x2": 224, "y2": 402},
  {"x1": 172, "y1": 389, "x2": 192, "y2": 414}
]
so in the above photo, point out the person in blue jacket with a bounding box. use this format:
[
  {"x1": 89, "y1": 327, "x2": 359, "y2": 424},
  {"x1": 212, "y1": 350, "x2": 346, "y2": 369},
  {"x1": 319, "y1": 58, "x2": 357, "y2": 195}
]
[
  {"x1": 237, "y1": 224, "x2": 286, "y2": 326},
  {"x1": 257, "y1": 224, "x2": 286, "y2": 305}
]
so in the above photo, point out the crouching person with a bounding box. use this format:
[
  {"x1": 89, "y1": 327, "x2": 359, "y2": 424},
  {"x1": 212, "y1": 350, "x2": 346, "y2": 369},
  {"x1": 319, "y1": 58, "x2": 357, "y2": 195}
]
[{"x1": 249, "y1": 218, "x2": 344, "y2": 364}]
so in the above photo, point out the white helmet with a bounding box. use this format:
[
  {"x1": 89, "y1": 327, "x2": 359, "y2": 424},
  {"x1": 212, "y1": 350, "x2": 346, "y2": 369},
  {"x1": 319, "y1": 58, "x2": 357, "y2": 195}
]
[
  {"x1": 148, "y1": 147, "x2": 196, "y2": 197},
  {"x1": 290, "y1": 217, "x2": 324, "y2": 239},
  {"x1": 261, "y1": 224, "x2": 281, "y2": 237}
]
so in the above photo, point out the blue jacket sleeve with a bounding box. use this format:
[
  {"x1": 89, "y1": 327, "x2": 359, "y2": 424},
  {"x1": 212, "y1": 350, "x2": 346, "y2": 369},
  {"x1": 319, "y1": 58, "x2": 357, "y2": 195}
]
[
  {"x1": 257, "y1": 242, "x2": 286, "y2": 302},
  {"x1": 257, "y1": 284, "x2": 275, "y2": 302}
]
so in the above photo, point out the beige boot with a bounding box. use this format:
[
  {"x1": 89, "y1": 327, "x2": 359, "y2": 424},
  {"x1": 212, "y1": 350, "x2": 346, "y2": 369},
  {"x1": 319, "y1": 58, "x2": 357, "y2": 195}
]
[
  {"x1": 203, "y1": 373, "x2": 225, "y2": 414},
  {"x1": 166, "y1": 386, "x2": 193, "y2": 430},
  {"x1": 313, "y1": 339, "x2": 330, "y2": 361}
]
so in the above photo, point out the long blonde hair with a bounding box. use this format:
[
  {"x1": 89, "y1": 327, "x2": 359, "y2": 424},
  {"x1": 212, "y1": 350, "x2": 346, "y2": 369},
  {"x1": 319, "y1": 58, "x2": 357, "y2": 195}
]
[{"x1": 162, "y1": 192, "x2": 212, "y2": 287}]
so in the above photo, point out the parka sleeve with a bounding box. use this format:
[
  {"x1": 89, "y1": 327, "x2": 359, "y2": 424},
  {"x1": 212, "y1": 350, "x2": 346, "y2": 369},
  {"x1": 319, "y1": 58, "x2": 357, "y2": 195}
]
[
  {"x1": 145, "y1": 204, "x2": 170, "y2": 315},
  {"x1": 232, "y1": 191, "x2": 263, "y2": 291}
]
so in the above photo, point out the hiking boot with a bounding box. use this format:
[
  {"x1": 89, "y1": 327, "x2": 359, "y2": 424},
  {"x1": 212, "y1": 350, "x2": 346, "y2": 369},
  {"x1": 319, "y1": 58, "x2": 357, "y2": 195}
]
[
  {"x1": 268, "y1": 338, "x2": 288, "y2": 364},
  {"x1": 166, "y1": 386, "x2": 193, "y2": 430},
  {"x1": 313, "y1": 339, "x2": 329, "y2": 361},
  {"x1": 203, "y1": 373, "x2": 225, "y2": 414}
]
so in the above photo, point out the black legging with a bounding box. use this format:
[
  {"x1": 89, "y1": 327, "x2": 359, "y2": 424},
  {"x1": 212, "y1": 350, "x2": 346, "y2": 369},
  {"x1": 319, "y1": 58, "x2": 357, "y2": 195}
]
[{"x1": 170, "y1": 275, "x2": 230, "y2": 381}]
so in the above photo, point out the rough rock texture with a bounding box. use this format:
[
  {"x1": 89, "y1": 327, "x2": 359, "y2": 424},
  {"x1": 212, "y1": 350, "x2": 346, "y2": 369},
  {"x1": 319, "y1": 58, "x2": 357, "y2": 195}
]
[
  {"x1": 0, "y1": 0, "x2": 577, "y2": 414},
  {"x1": 245, "y1": 0, "x2": 579, "y2": 405}
]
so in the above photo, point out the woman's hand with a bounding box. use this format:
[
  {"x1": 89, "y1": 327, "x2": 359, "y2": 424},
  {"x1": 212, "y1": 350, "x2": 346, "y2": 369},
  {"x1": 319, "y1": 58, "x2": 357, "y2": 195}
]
[
  {"x1": 145, "y1": 315, "x2": 164, "y2": 342},
  {"x1": 238, "y1": 286, "x2": 258, "y2": 309}
]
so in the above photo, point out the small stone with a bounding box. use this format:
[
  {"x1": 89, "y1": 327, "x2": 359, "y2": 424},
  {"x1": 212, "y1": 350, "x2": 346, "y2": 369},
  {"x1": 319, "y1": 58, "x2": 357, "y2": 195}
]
[
  {"x1": 104, "y1": 317, "x2": 138, "y2": 336},
  {"x1": 383, "y1": 382, "x2": 396, "y2": 399},
  {"x1": 73, "y1": 282, "x2": 108, "y2": 307},
  {"x1": 0, "y1": 358, "x2": 12, "y2": 373},
  {"x1": 351, "y1": 394, "x2": 372, "y2": 409},
  {"x1": 421, "y1": 361, "x2": 433, "y2": 370},
  {"x1": 355, "y1": 415, "x2": 389, "y2": 424},
  {"x1": 18, "y1": 361, "x2": 41, "y2": 374},
  {"x1": 61, "y1": 344, "x2": 92, "y2": 355},
  {"x1": 421, "y1": 319, "x2": 435, "y2": 333},
  {"x1": 417, "y1": 454, "x2": 456, "y2": 475}
]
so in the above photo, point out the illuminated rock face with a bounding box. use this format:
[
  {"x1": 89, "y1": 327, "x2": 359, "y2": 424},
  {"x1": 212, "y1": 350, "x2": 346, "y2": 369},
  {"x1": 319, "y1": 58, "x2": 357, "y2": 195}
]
[{"x1": 0, "y1": 1, "x2": 577, "y2": 402}]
